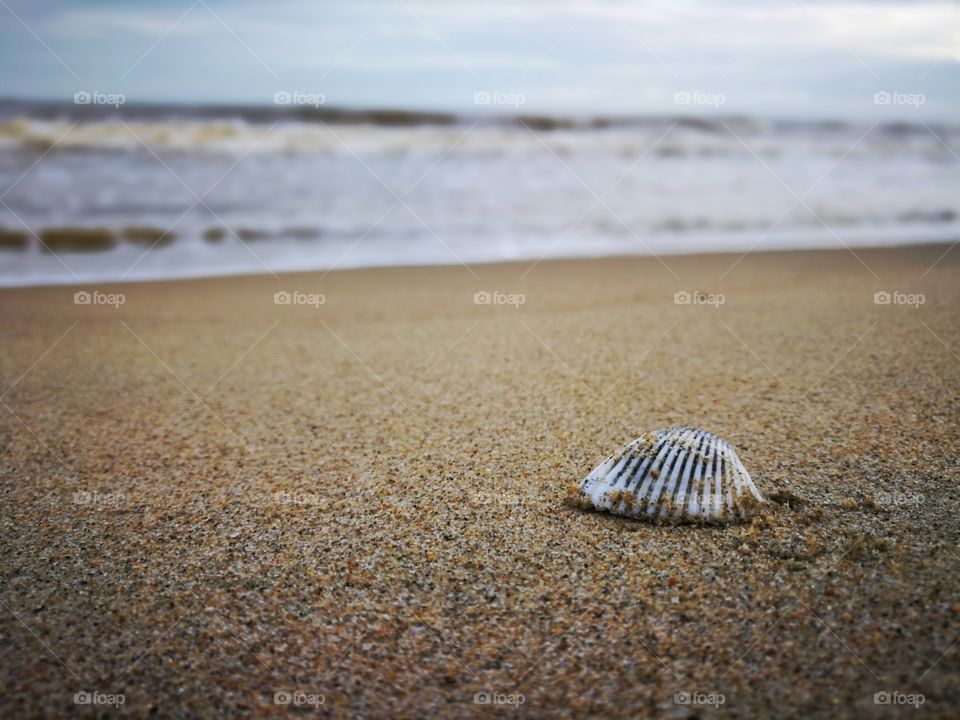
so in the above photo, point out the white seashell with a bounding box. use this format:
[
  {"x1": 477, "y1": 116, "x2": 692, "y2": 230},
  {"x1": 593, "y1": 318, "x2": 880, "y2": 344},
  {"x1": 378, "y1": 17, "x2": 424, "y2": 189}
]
[{"x1": 571, "y1": 427, "x2": 765, "y2": 523}]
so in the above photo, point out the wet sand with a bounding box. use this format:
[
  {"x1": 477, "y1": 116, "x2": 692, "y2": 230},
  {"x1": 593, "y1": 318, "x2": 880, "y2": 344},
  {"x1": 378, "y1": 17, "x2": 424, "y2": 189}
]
[{"x1": 1, "y1": 244, "x2": 958, "y2": 718}]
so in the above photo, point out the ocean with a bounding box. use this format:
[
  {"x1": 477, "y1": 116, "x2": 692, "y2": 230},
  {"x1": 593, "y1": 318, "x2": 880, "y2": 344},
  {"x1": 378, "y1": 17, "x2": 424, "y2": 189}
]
[{"x1": 0, "y1": 100, "x2": 957, "y2": 286}]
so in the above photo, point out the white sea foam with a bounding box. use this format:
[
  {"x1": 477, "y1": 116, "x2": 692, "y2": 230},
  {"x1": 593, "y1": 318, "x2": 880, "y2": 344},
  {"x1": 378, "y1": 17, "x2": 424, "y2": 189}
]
[{"x1": 0, "y1": 115, "x2": 957, "y2": 286}]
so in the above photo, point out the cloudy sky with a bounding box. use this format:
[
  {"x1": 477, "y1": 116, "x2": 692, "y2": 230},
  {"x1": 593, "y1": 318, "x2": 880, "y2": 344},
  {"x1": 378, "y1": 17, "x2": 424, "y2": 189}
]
[{"x1": 1, "y1": 0, "x2": 957, "y2": 121}]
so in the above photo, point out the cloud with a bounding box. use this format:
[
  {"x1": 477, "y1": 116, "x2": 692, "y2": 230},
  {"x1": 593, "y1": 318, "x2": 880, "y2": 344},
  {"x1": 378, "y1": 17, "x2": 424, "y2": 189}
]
[{"x1": 0, "y1": 0, "x2": 956, "y2": 120}]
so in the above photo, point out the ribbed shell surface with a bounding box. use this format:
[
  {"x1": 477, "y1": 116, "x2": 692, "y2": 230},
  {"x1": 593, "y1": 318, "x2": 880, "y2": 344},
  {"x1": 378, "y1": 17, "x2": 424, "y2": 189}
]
[{"x1": 575, "y1": 427, "x2": 764, "y2": 523}]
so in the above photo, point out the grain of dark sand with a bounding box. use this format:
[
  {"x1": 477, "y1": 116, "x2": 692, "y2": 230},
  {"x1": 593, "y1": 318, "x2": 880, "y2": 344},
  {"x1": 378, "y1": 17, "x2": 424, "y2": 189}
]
[{"x1": 1, "y1": 245, "x2": 958, "y2": 718}]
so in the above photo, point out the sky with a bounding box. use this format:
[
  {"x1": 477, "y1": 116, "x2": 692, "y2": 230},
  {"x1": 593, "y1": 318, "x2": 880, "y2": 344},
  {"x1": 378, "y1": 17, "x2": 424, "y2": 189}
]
[{"x1": 0, "y1": 0, "x2": 957, "y2": 121}]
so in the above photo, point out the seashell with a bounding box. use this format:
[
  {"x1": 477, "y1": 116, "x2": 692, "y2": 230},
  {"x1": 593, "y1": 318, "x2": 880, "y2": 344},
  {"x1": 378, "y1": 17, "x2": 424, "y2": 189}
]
[{"x1": 571, "y1": 427, "x2": 764, "y2": 523}]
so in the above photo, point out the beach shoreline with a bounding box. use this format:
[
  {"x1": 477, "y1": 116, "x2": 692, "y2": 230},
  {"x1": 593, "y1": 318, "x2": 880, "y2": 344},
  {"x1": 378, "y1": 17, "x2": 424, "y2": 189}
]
[
  {"x1": 1, "y1": 243, "x2": 958, "y2": 717},
  {"x1": 2, "y1": 109, "x2": 958, "y2": 290}
]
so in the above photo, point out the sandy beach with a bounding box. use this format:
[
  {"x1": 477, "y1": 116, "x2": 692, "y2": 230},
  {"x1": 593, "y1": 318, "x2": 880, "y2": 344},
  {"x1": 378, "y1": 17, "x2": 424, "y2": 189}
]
[{"x1": 1, "y1": 244, "x2": 958, "y2": 718}]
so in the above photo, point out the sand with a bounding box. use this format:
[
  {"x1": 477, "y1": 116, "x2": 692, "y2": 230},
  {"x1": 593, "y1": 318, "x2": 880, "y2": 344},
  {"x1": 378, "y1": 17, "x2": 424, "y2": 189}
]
[{"x1": 1, "y1": 244, "x2": 958, "y2": 718}]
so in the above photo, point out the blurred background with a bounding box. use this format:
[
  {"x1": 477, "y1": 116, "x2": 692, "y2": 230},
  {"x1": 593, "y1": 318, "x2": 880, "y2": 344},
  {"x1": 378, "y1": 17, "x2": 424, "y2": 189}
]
[{"x1": 0, "y1": 0, "x2": 957, "y2": 285}]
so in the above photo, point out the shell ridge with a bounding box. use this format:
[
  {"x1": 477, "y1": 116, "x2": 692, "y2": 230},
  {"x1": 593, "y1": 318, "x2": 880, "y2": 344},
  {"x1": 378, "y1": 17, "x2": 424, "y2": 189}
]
[
  {"x1": 739, "y1": 463, "x2": 762, "y2": 500},
  {"x1": 724, "y1": 449, "x2": 736, "y2": 519},
  {"x1": 657, "y1": 428, "x2": 701, "y2": 517},
  {"x1": 675, "y1": 429, "x2": 711, "y2": 519},
  {"x1": 712, "y1": 442, "x2": 726, "y2": 519},
  {"x1": 699, "y1": 434, "x2": 717, "y2": 520},
  {"x1": 727, "y1": 445, "x2": 747, "y2": 512},
  {"x1": 687, "y1": 431, "x2": 712, "y2": 517},
  {"x1": 604, "y1": 454, "x2": 634, "y2": 491},
  {"x1": 631, "y1": 437, "x2": 674, "y2": 503},
  {"x1": 644, "y1": 433, "x2": 687, "y2": 514},
  {"x1": 613, "y1": 450, "x2": 647, "y2": 491}
]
